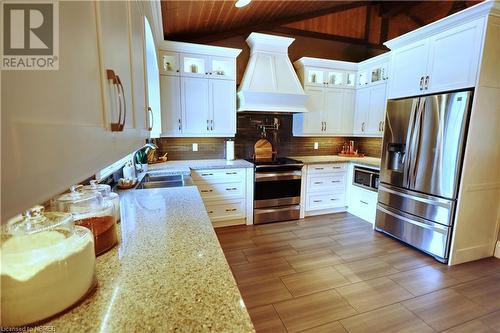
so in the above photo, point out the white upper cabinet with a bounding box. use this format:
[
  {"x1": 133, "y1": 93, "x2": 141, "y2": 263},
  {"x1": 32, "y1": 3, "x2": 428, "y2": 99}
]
[
  {"x1": 353, "y1": 87, "x2": 370, "y2": 135},
  {"x1": 210, "y1": 79, "x2": 237, "y2": 135},
  {"x1": 387, "y1": 17, "x2": 486, "y2": 99},
  {"x1": 1, "y1": 0, "x2": 163, "y2": 219},
  {"x1": 181, "y1": 77, "x2": 210, "y2": 134},
  {"x1": 293, "y1": 57, "x2": 358, "y2": 136},
  {"x1": 426, "y1": 18, "x2": 485, "y2": 93},
  {"x1": 160, "y1": 75, "x2": 182, "y2": 136},
  {"x1": 159, "y1": 51, "x2": 180, "y2": 75},
  {"x1": 158, "y1": 41, "x2": 241, "y2": 137},
  {"x1": 387, "y1": 39, "x2": 429, "y2": 98},
  {"x1": 358, "y1": 53, "x2": 390, "y2": 88}
]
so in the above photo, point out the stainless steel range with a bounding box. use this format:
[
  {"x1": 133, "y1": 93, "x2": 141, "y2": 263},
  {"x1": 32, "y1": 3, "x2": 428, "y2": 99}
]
[{"x1": 247, "y1": 157, "x2": 304, "y2": 224}]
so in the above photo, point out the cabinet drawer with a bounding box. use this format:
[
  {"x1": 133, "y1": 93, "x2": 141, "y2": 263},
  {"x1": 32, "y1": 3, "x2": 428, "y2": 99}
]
[
  {"x1": 349, "y1": 185, "x2": 378, "y2": 224},
  {"x1": 308, "y1": 163, "x2": 346, "y2": 174},
  {"x1": 205, "y1": 199, "x2": 245, "y2": 222},
  {"x1": 192, "y1": 168, "x2": 245, "y2": 183},
  {"x1": 308, "y1": 174, "x2": 346, "y2": 192},
  {"x1": 307, "y1": 191, "x2": 346, "y2": 211},
  {"x1": 197, "y1": 181, "x2": 244, "y2": 200}
]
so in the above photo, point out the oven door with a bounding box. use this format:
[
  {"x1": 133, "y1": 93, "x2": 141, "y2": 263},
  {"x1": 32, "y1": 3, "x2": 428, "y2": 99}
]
[{"x1": 254, "y1": 171, "x2": 301, "y2": 208}]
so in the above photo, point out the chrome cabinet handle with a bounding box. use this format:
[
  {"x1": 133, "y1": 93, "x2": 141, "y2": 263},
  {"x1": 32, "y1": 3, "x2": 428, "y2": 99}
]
[
  {"x1": 424, "y1": 75, "x2": 430, "y2": 90},
  {"x1": 315, "y1": 167, "x2": 324, "y2": 170},
  {"x1": 324, "y1": 122, "x2": 327, "y2": 131},
  {"x1": 226, "y1": 172, "x2": 237, "y2": 175},
  {"x1": 207, "y1": 119, "x2": 209, "y2": 131},
  {"x1": 201, "y1": 173, "x2": 213, "y2": 176},
  {"x1": 419, "y1": 76, "x2": 424, "y2": 90},
  {"x1": 361, "y1": 122, "x2": 365, "y2": 132},
  {"x1": 378, "y1": 121, "x2": 381, "y2": 132},
  {"x1": 332, "y1": 180, "x2": 340, "y2": 183},
  {"x1": 207, "y1": 210, "x2": 214, "y2": 214},
  {"x1": 360, "y1": 200, "x2": 369, "y2": 205},
  {"x1": 314, "y1": 181, "x2": 323, "y2": 184},
  {"x1": 201, "y1": 189, "x2": 213, "y2": 193},
  {"x1": 313, "y1": 200, "x2": 322, "y2": 203},
  {"x1": 226, "y1": 187, "x2": 237, "y2": 191},
  {"x1": 225, "y1": 208, "x2": 237, "y2": 212},
  {"x1": 211, "y1": 119, "x2": 214, "y2": 131},
  {"x1": 178, "y1": 118, "x2": 181, "y2": 131},
  {"x1": 332, "y1": 166, "x2": 342, "y2": 169},
  {"x1": 330, "y1": 198, "x2": 338, "y2": 201},
  {"x1": 147, "y1": 106, "x2": 153, "y2": 131}
]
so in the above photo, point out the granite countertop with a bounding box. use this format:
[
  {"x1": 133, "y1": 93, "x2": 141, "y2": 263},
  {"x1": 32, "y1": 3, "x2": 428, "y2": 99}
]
[
  {"x1": 39, "y1": 187, "x2": 254, "y2": 332},
  {"x1": 149, "y1": 159, "x2": 254, "y2": 171},
  {"x1": 291, "y1": 155, "x2": 381, "y2": 168}
]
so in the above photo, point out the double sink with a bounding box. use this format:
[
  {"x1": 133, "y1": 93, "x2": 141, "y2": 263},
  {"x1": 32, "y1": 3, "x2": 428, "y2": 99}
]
[{"x1": 135, "y1": 173, "x2": 194, "y2": 189}]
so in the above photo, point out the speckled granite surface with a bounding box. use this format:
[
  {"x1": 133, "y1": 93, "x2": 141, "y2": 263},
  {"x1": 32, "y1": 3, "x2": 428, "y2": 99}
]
[
  {"x1": 149, "y1": 159, "x2": 254, "y2": 171},
  {"x1": 291, "y1": 155, "x2": 381, "y2": 169},
  {"x1": 37, "y1": 187, "x2": 254, "y2": 332}
]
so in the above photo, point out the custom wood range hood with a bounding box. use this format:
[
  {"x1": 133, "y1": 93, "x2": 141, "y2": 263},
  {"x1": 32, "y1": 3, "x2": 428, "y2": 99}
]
[{"x1": 237, "y1": 32, "x2": 308, "y2": 113}]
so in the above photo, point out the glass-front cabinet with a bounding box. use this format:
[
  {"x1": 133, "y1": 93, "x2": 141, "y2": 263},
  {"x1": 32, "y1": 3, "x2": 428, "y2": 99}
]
[
  {"x1": 304, "y1": 68, "x2": 356, "y2": 87},
  {"x1": 305, "y1": 67, "x2": 325, "y2": 86},
  {"x1": 159, "y1": 51, "x2": 180, "y2": 75},
  {"x1": 209, "y1": 56, "x2": 235, "y2": 80},
  {"x1": 327, "y1": 71, "x2": 344, "y2": 86},
  {"x1": 181, "y1": 53, "x2": 208, "y2": 77},
  {"x1": 346, "y1": 72, "x2": 356, "y2": 87}
]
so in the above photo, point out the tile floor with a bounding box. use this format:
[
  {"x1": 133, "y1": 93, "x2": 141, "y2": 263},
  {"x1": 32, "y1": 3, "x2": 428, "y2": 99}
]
[{"x1": 215, "y1": 212, "x2": 500, "y2": 333}]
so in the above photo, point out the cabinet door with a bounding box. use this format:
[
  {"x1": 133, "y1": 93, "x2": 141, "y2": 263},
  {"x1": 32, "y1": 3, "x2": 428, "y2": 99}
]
[
  {"x1": 159, "y1": 51, "x2": 180, "y2": 75},
  {"x1": 98, "y1": 1, "x2": 134, "y2": 130},
  {"x1": 304, "y1": 67, "x2": 326, "y2": 86},
  {"x1": 323, "y1": 88, "x2": 343, "y2": 134},
  {"x1": 353, "y1": 87, "x2": 370, "y2": 134},
  {"x1": 1, "y1": 2, "x2": 113, "y2": 219},
  {"x1": 181, "y1": 53, "x2": 209, "y2": 78},
  {"x1": 367, "y1": 84, "x2": 387, "y2": 135},
  {"x1": 209, "y1": 56, "x2": 236, "y2": 80},
  {"x1": 181, "y1": 77, "x2": 210, "y2": 134},
  {"x1": 129, "y1": 0, "x2": 148, "y2": 136},
  {"x1": 427, "y1": 18, "x2": 485, "y2": 93},
  {"x1": 303, "y1": 87, "x2": 325, "y2": 134},
  {"x1": 388, "y1": 39, "x2": 429, "y2": 99},
  {"x1": 341, "y1": 90, "x2": 355, "y2": 135},
  {"x1": 210, "y1": 79, "x2": 236, "y2": 136},
  {"x1": 160, "y1": 75, "x2": 182, "y2": 135}
]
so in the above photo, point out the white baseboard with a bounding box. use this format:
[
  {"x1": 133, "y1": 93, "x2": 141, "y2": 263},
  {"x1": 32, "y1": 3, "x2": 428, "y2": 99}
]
[{"x1": 495, "y1": 241, "x2": 500, "y2": 259}]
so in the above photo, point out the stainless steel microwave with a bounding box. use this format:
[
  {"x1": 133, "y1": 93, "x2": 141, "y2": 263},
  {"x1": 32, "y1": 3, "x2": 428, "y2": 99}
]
[{"x1": 353, "y1": 166, "x2": 379, "y2": 192}]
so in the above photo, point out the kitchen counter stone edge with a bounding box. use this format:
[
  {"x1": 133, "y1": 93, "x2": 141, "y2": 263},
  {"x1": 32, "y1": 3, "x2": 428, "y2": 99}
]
[{"x1": 291, "y1": 155, "x2": 381, "y2": 169}]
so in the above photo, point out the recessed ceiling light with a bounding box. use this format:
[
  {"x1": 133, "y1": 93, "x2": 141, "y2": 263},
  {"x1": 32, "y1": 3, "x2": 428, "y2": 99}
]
[{"x1": 235, "y1": 0, "x2": 251, "y2": 8}]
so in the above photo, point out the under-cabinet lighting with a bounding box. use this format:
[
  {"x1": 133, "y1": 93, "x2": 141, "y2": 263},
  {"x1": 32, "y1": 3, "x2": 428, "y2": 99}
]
[{"x1": 235, "y1": 0, "x2": 251, "y2": 8}]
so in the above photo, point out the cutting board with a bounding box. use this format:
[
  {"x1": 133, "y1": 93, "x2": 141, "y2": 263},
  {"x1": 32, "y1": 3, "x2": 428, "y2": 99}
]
[{"x1": 254, "y1": 139, "x2": 275, "y2": 162}]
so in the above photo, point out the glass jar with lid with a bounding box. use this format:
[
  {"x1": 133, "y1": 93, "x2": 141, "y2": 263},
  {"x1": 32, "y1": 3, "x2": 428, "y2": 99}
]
[
  {"x1": 56, "y1": 185, "x2": 118, "y2": 255},
  {"x1": 1, "y1": 206, "x2": 96, "y2": 327},
  {"x1": 82, "y1": 180, "x2": 121, "y2": 222}
]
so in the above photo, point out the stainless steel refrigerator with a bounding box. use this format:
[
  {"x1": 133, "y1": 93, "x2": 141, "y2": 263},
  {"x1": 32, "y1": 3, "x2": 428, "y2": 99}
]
[{"x1": 375, "y1": 90, "x2": 473, "y2": 263}]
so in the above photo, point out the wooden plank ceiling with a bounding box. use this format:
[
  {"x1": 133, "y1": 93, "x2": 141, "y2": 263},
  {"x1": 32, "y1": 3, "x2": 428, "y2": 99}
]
[{"x1": 162, "y1": 0, "x2": 482, "y2": 49}]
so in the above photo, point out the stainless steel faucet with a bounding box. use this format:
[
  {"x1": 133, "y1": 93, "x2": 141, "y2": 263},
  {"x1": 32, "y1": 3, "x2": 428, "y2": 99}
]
[{"x1": 132, "y1": 143, "x2": 158, "y2": 173}]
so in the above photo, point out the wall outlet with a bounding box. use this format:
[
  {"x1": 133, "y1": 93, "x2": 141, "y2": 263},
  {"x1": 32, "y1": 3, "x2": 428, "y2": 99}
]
[
  {"x1": 192, "y1": 143, "x2": 198, "y2": 152},
  {"x1": 314, "y1": 142, "x2": 319, "y2": 150}
]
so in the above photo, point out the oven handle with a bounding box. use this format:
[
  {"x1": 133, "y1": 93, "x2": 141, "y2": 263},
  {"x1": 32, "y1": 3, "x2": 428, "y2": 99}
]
[{"x1": 255, "y1": 171, "x2": 302, "y2": 182}]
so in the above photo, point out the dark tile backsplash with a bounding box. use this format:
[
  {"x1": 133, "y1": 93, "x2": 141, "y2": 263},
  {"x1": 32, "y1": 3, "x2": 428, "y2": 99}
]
[{"x1": 156, "y1": 114, "x2": 382, "y2": 160}]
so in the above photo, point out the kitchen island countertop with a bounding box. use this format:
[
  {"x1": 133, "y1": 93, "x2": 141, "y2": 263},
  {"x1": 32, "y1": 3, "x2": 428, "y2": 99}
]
[
  {"x1": 290, "y1": 155, "x2": 381, "y2": 168},
  {"x1": 37, "y1": 186, "x2": 254, "y2": 332}
]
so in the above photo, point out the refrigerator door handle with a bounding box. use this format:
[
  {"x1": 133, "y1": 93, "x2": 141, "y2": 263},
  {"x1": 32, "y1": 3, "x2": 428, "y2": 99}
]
[
  {"x1": 408, "y1": 98, "x2": 426, "y2": 188},
  {"x1": 377, "y1": 204, "x2": 448, "y2": 234},
  {"x1": 403, "y1": 99, "x2": 419, "y2": 187}
]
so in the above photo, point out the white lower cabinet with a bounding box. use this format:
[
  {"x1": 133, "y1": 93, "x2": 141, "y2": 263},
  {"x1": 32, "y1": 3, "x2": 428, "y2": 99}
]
[
  {"x1": 192, "y1": 168, "x2": 253, "y2": 227},
  {"x1": 302, "y1": 162, "x2": 379, "y2": 224},
  {"x1": 304, "y1": 164, "x2": 348, "y2": 214},
  {"x1": 348, "y1": 185, "x2": 378, "y2": 224}
]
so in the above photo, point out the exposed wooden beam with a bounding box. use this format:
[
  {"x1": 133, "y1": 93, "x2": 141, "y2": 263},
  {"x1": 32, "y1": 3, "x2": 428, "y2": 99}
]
[
  {"x1": 270, "y1": 27, "x2": 389, "y2": 50},
  {"x1": 364, "y1": 4, "x2": 372, "y2": 42},
  {"x1": 380, "y1": 17, "x2": 389, "y2": 44},
  {"x1": 166, "y1": 1, "x2": 371, "y2": 43},
  {"x1": 408, "y1": 13, "x2": 425, "y2": 26},
  {"x1": 447, "y1": 1, "x2": 467, "y2": 16},
  {"x1": 379, "y1": 1, "x2": 420, "y2": 18}
]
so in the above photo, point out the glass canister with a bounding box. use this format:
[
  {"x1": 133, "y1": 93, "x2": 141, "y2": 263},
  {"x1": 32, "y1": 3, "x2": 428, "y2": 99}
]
[
  {"x1": 56, "y1": 185, "x2": 118, "y2": 256},
  {"x1": 1, "y1": 206, "x2": 96, "y2": 327},
  {"x1": 82, "y1": 180, "x2": 121, "y2": 222}
]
